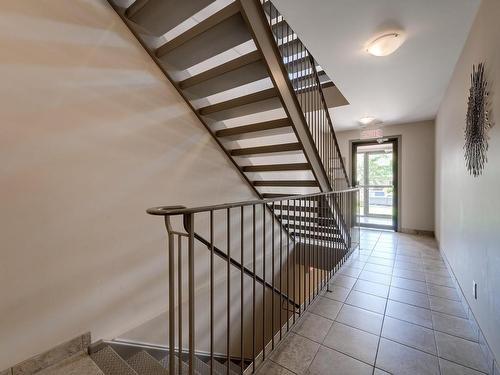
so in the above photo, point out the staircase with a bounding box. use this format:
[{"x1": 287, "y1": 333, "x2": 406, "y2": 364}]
[
  {"x1": 99, "y1": 0, "x2": 358, "y2": 374},
  {"x1": 90, "y1": 342, "x2": 247, "y2": 375}
]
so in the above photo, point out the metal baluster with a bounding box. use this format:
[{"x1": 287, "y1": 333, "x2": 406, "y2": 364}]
[
  {"x1": 286, "y1": 199, "x2": 290, "y2": 331},
  {"x1": 293, "y1": 198, "x2": 296, "y2": 324},
  {"x1": 240, "y1": 207, "x2": 244, "y2": 375},
  {"x1": 187, "y1": 213, "x2": 195, "y2": 375},
  {"x1": 167, "y1": 224, "x2": 175, "y2": 375},
  {"x1": 262, "y1": 204, "x2": 266, "y2": 361},
  {"x1": 279, "y1": 199, "x2": 283, "y2": 341},
  {"x1": 178, "y1": 236, "x2": 183, "y2": 373},
  {"x1": 252, "y1": 205, "x2": 256, "y2": 372},
  {"x1": 227, "y1": 208, "x2": 231, "y2": 374},
  {"x1": 210, "y1": 211, "x2": 214, "y2": 375},
  {"x1": 271, "y1": 201, "x2": 275, "y2": 350}
]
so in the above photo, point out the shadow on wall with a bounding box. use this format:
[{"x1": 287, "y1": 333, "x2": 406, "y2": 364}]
[{"x1": 0, "y1": 0, "x2": 257, "y2": 369}]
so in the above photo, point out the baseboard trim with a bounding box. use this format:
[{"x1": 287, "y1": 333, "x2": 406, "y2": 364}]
[
  {"x1": 1, "y1": 332, "x2": 91, "y2": 375},
  {"x1": 399, "y1": 227, "x2": 435, "y2": 237},
  {"x1": 439, "y1": 248, "x2": 499, "y2": 375}
]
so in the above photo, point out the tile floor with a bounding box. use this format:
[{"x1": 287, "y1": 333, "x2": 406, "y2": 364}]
[{"x1": 258, "y1": 229, "x2": 491, "y2": 375}]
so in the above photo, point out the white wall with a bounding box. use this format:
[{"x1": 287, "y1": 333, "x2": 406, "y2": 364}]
[
  {"x1": 435, "y1": 0, "x2": 500, "y2": 362},
  {"x1": 0, "y1": 0, "x2": 258, "y2": 369},
  {"x1": 336, "y1": 120, "x2": 435, "y2": 232}
]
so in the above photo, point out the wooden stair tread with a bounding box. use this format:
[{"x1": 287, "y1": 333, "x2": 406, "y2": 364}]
[
  {"x1": 156, "y1": 2, "x2": 241, "y2": 57},
  {"x1": 216, "y1": 118, "x2": 290, "y2": 137},
  {"x1": 180, "y1": 50, "x2": 262, "y2": 89},
  {"x1": 199, "y1": 88, "x2": 278, "y2": 115},
  {"x1": 242, "y1": 163, "x2": 310, "y2": 172},
  {"x1": 230, "y1": 142, "x2": 302, "y2": 156},
  {"x1": 253, "y1": 180, "x2": 318, "y2": 187}
]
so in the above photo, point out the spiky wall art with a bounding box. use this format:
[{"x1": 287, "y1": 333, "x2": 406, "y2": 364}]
[{"x1": 465, "y1": 62, "x2": 492, "y2": 177}]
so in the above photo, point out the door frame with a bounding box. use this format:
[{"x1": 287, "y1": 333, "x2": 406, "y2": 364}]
[{"x1": 351, "y1": 137, "x2": 400, "y2": 231}]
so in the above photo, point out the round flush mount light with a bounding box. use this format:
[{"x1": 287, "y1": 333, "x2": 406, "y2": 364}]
[
  {"x1": 366, "y1": 32, "x2": 406, "y2": 57},
  {"x1": 359, "y1": 116, "x2": 376, "y2": 125}
]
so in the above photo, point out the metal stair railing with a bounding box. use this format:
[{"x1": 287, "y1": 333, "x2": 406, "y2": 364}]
[
  {"x1": 259, "y1": 0, "x2": 350, "y2": 191},
  {"x1": 147, "y1": 188, "x2": 359, "y2": 374}
]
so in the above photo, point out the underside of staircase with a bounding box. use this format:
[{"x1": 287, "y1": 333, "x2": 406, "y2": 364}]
[{"x1": 98, "y1": 0, "x2": 354, "y2": 374}]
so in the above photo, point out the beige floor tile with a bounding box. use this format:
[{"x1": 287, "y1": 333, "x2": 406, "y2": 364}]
[
  {"x1": 256, "y1": 360, "x2": 295, "y2": 375},
  {"x1": 385, "y1": 300, "x2": 433, "y2": 328},
  {"x1": 363, "y1": 263, "x2": 393, "y2": 275},
  {"x1": 389, "y1": 287, "x2": 430, "y2": 309},
  {"x1": 429, "y1": 296, "x2": 467, "y2": 318},
  {"x1": 293, "y1": 312, "x2": 333, "y2": 343},
  {"x1": 358, "y1": 270, "x2": 391, "y2": 285},
  {"x1": 432, "y1": 312, "x2": 478, "y2": 342},
  {"x1": 322, "y1": 284, "x2": 350, "y2": 302},
  {"x1": 381, "y1": 316, "x2": 437, "y2": 355},
  {"x1": 427, "y1": 284, "x2": 460, "y2": 301},
  {"x1": 335, "y1": 304, "x2": 383, "y2": 335},
  {"x1": 309, "y1": 296, "x2": 343, "y2": 320},
  {"x1": 323, "y1": 322, "x2": 379, "y2": 365},
  {"x1": 346, "y1": 290, "x2": 387, "y2": 314},
  {"x1": 376, "y1": 338, "x2": 440, "y2": 375},
  {"x1": 331, "y1": 274, "x2": 357, "y2": 289},
  {"x1": 435, "y1": 332, "x2": 489, "y2": 373},
  {"x1": 270, "y1": 333, "x2": 320, "y2": 374},
  {"x1": 439, "y1": 358, "x2": 487, "y2": 375},
  {"x1": 354, "y1": 279, "x2": 390, "y2": 298},
  {"x1": 306, "y1": 346, "x2": 373, "y2": 375},
  {"x1": 391, "y1": 276, "x2": 428, "y2": 293},
  {"x1": 426, "y1": 274, "x2": 454, "y2": 288},
  {"x1": 338, "y1": 266, "x2": 362, "y2": 278},
  {"x1": 393, "y1": 269, "x2": 427, "y2": 282}
]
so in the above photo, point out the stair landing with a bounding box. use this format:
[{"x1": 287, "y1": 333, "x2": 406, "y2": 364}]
[{"x1": 37, "y1": 352, "x2": 104, "y2": 375}]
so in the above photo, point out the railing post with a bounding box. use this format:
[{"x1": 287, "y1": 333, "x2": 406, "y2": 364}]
[
  {"x1": 186, "y1": 213, "x2": 195, "y2": 375},
  {"x1": 166, "y1": 219, "x2": 175, "y2": 375}
]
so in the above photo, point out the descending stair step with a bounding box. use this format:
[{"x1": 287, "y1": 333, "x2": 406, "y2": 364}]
[
  {"x1": 292, "y1": 70, "x2": 328, "y2": 88},
  {"x1": 216, "y1": 118, "x2": 291, "y2": 137},
  {"x1": 253, "y1": 180, "x2": 318, "y2": 187},
  {"x1": 125, "y1": 0, "x2": 149, "y2": 19},
  {"x1": 274, "y1": 204, "x2": 320, "y2": 213},
  {"x1": 156, "y1": 2, "x2": 241, "y2": 57},
  {"x1": 292, "y1": 232, "x2": 342, "y2": 243},
  {"x1": 208, "y1": 359, "x2": 238, "y2": 375},
  {"x1": 157, "y1": 12, "x2": 251, "y2": 71},
  {"x1": 242, "y1": 163, "x2": 310, "y2": 172},
  {"x1": 90, "y1": 346, "x2": 138, "y2": 375},
  {"x1": 180, "y1": 50, "x2": 263, "y2": 89},
  {"x1": 271, "y1": 19, "x2": 293, "y2": 39},
  {"x1": 279, "y1": 215, "x2": 336, "y2": 224},
  {"x1": 230, "y1": 142, "x2": 302, "y2": 156},
  {"x1": 285, "y1": 222, "x2": 340, "y2": 234},
  {"x1": 159, "y1": 355, "x2": 190, "y2": 374},
  {"x1": 127, "y1": 351, "x2": 168, "y2": 375},
  {"x1": 126, "y1": 0, "x2": 213, "y2": 36},
  {"x1": 199, "y1": 88, "x2": 278, "y2": 115}
]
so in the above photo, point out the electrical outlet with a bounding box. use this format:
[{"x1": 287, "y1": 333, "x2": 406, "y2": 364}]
[{"x1": 473, "y1": 281, "x2": 478, "y2": 300}]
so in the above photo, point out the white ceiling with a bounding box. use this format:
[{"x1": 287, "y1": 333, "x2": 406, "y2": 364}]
[{"x1": 273, "y1": 0, "x2": 480, "y2": 131}]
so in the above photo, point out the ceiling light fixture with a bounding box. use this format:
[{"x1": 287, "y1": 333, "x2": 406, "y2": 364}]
[
  {"x1": 366, "y1": 32, "x2": 405, "y2": 57},
  {"x1": 359, "y1": 116, "x2": 376, "y2": 125}
]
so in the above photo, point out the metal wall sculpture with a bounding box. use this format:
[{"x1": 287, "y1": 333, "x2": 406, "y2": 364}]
[{"x1": 465, "y1": 62, "x2": 492, "y2": 177}]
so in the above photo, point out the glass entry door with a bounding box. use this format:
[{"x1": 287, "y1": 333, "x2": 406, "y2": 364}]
[{"x1": 353, "y1": 140, "x2": 398, "y2": 230}]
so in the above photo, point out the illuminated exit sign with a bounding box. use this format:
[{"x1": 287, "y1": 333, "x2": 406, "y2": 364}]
[{"x1": 360, "y1": 128, "x2": 383, "y2": 139}]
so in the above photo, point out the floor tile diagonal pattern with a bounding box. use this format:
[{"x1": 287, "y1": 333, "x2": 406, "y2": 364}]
[{"x1": 256, "y1": 229, "x2": 492, "y2": 375}]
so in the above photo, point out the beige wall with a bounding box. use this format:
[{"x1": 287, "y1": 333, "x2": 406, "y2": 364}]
[
  {"x1": 336, "y1": 120, "x2": 435, "y2": 232},
  {"x1": 0, "y1": 0, "x2": 258, "y2": 369},
  {"x1": 435, "y1": 0, "x2": 500, "y2": 362}
]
